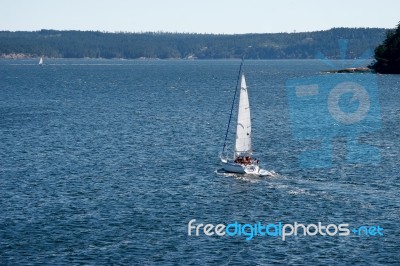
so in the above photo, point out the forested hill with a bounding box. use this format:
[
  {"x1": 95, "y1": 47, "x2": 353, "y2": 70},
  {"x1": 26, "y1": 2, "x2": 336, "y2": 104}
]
[{"x1": 0, "y1": 28, "x2": 387, "y2": 59}]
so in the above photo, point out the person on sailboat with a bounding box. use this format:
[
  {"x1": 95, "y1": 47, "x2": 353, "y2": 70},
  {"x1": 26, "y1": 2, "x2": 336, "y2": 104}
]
[{"x1": 234, "y1": 156, "x2": 242, "y2": 164}]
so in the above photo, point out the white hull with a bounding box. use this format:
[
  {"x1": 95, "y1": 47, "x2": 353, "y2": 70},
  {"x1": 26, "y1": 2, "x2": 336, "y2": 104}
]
[{"x1": 221, "y1": 158, "x2": 260, "y2": 174}]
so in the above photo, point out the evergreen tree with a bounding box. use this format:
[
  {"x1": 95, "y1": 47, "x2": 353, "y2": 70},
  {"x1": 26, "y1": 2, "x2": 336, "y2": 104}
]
[{"x1": 371, "y1": 22, "x2": 400, "y2": 74}]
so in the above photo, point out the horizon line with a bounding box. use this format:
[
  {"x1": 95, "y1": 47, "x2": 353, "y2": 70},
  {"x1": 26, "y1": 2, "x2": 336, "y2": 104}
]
[{"x1": 0, "y1": 26, "x2": 390, "y2": 35}]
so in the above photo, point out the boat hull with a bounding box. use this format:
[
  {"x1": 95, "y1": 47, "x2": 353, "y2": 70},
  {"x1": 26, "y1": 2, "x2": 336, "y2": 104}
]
[{"x1": 221, "y1": 159, "x2": 260, "y2": 174}]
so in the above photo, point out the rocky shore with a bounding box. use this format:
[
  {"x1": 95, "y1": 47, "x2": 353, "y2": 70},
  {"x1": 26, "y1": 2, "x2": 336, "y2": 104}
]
[
  {"x1": 322, "y1": 67, "x2": 374, "y2": 73},
  {"x1": 0, "y1": 53, "x2": 34, "y2": 59}
]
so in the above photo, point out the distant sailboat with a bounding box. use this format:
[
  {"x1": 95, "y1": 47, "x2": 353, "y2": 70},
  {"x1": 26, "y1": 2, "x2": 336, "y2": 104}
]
[
  {"x1": 38, "y1": 57, "x2": 43, "y2": 65},
  {"x1": 220, "y1": 60, "x2": 272, "y2": 176}
]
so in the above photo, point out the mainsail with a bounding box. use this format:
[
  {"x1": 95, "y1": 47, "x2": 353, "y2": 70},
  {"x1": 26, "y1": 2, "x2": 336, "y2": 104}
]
[{"x1": 234, "y1": 74, "x2": 251, "y2": 157}]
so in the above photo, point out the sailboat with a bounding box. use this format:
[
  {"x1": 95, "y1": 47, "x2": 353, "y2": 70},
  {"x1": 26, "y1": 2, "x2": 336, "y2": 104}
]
[
  {"x1": 38, "y1": 57, "x2": 43, "y2": 65},
  {"x1": 220, "y1": 60, "x2": 271, "y2": 176}
]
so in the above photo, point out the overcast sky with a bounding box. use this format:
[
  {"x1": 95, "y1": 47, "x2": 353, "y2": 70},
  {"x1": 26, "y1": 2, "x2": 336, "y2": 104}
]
[{"x1": 1, "y1": 0, "x2": 399, "y2": 33}]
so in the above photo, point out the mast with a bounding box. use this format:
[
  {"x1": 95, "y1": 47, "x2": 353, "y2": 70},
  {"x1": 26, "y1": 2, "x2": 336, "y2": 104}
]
[{"x1": 221, "y1": 59, "x2": 244, "y2": 156}]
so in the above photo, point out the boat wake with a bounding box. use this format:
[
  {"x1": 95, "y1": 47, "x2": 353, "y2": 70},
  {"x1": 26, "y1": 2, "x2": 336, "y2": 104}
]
[{"x1": 259, "y1": 169, "x2": 279, "y2": 177}]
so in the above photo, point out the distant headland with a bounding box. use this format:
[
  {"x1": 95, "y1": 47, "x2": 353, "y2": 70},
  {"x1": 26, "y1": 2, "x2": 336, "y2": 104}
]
[{"x1": 0, "y1": 28, "x2": 387, "y2": 60}]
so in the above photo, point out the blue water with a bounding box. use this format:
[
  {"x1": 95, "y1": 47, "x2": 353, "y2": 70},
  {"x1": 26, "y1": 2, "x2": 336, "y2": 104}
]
[{"x1": 0, "y1": 59, "x2": 399, "y2": 265}]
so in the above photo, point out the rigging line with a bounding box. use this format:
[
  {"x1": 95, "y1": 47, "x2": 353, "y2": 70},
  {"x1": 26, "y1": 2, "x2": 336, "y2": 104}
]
[{"x1": 222, "y1": 58, "x2": 244, "y2": 154}]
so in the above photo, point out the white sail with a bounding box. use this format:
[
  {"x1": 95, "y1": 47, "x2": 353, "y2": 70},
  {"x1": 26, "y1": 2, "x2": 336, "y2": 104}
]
[
  {"x1": 234, "y1": 74, "x2": 251, "y2": 157},
  {"x1": 39, "y1": 57, "x2": 43, "y2": 65}
]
